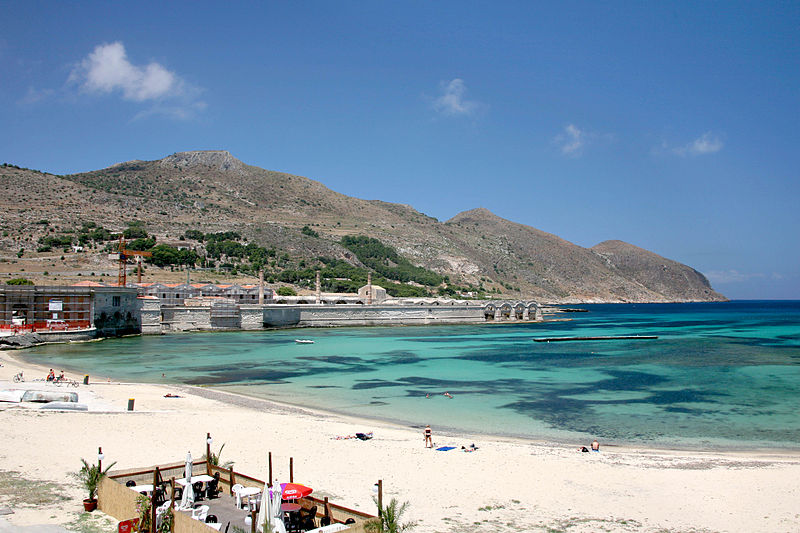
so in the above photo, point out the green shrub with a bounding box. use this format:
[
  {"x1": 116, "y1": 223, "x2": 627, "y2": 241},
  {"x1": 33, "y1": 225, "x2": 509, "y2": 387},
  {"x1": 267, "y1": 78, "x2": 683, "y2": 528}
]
[
  {"x1": 341, "y1": 235, "x2": 443, "y2": 286},
  {"x1": 6, "y1": 278, "x2": 33, "y2": 285}
]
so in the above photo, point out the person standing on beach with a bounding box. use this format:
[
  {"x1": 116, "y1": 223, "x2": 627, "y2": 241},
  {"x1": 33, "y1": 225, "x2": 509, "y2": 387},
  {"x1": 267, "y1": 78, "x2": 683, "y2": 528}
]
[{"x1": 424, "y1": 425, "x2": 433, "y2": 448}]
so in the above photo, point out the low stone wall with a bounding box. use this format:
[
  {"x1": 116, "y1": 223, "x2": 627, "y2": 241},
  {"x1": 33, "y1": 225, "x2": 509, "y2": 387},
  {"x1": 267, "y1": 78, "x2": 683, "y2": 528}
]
[
  {"x1": 291, "y1": 304, "x2": 486, "y2": 327},
  {"x1": 144, "y1": 301, "x2": 542, "y2": 334},
  {"x1": 161, "y1": 306, "x2": 214, "y2": 332},
  {"x1": 260, "y1": 306, "x2": 301, "y2": 328}
]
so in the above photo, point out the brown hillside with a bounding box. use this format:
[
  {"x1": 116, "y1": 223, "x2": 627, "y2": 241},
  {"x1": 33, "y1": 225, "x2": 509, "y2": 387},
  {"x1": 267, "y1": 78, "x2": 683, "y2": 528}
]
[
  {"x1": 591, "y1": 240, "x2": 725, "y2": 302},
  {"x1": 0, "y1": 153, "x2": 726, "y2": 302}
]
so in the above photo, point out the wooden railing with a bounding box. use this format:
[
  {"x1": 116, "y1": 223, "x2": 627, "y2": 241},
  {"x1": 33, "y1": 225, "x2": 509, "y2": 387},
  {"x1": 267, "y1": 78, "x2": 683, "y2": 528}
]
[{"x1": 106, "y1": 460, "x2": 375, "y2": 530}]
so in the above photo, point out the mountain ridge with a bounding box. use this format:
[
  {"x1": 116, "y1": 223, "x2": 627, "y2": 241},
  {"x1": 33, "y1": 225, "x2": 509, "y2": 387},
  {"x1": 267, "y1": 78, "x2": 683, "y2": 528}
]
[{"x1": 0, "y1": 151, "x2": 726, "y2": 303}]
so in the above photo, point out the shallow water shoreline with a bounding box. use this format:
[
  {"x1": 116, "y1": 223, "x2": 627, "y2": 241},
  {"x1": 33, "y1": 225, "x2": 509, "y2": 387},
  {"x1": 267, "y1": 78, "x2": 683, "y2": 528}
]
[
  {"x1": 8, "y1": 346, "x2": 800, "y2": 457},
  {"x1": 16, "y1": 300, "x2": 800, "y2": 452},
  {"x1": 191, "y1": 381, "x2": 800, "y2": 456},
  {"x1": 4, "y1": 350, "x2": 800, "y2": 533}
]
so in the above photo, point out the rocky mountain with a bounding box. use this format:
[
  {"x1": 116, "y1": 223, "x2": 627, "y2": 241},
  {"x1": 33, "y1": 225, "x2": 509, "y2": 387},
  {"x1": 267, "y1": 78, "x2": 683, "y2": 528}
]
[
  {"x1": 0, "y1": 151, "x2": 726, "y2": 303},
  {"x1": 591, "y1": 240, "x2": 721, "y2": 302}
]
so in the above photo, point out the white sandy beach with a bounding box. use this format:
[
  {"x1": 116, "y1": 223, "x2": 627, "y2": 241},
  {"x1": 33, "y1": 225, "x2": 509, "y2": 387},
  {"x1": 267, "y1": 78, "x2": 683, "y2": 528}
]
[{"x1": 1, "y1": 349, "x2": 799, "y2": 533}]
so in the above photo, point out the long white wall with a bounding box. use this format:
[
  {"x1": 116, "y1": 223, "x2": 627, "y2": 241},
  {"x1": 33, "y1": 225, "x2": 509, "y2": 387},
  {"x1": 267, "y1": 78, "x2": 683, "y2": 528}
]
[
  {"x1": 291, "y1": 304, "x2": 486, "y2": 327},
  {"x1": 146, "y1": 302, "x2": 542, "y2": 333}
]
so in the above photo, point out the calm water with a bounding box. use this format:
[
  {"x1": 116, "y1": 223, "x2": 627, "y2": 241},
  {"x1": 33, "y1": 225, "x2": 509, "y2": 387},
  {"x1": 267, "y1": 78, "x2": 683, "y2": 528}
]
[{"x1": 22, "y1": 301, "x2": 800, "y2": 450}]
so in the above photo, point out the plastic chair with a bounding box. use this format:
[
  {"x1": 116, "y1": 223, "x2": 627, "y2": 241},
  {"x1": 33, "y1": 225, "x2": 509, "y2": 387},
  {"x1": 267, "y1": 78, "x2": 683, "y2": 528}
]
[
  {"x1": 299, "y1": 505, "x2": 317, "y2": 530},
  {"x1": 206, "y1": 514, "x2": 218, "y2": 523},
  {"x1": 125, "y1": 480, "x2": 136, "y2": 487},
  {"x1": 193, "y1": 481, "x2": 205, "y2": 501},
  {"x1": 231, "y1": 483, "x2": 244, "y2": 509},
  {"x1": 191, "y1": 505, "x2": 209, "y2": 521},
  {"x1": 206, "y1": 478, "x2": 220, "y2": 499},
  {"x1": 153, "y1": 486, "x2": 166, "y2": 506}
]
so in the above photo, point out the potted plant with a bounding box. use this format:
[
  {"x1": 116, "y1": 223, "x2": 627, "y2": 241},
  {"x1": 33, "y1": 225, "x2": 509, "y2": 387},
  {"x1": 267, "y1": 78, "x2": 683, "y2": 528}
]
[{"x1": 78, "y1": 458, "x2": 116, "y2": 512}]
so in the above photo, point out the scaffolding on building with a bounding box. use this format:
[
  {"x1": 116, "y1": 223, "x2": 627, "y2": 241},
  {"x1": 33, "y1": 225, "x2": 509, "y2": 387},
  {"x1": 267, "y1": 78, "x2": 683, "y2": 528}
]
[{"x1": 0, "y1": 286, "x2": 93, "y2": 332}]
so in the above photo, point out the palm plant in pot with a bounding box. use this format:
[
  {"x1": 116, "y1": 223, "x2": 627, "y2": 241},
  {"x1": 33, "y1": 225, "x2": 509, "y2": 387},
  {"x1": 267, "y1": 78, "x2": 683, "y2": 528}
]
[{"x1": 78, "y1": 458, "x2": 116, "y2": 512}]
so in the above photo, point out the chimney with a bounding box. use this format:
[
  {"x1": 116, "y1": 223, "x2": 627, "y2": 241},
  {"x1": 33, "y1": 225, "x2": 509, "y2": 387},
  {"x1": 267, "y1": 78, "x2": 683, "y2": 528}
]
[
  {"x1": 315, "y1": 271, "x2": 321, "y2": 304},
  {"x1": 258, "y1": 270, "x2": 264, "y2": 305},
  {"x1": 367, "y1": 272, "x2": 372, "y2": 305}
]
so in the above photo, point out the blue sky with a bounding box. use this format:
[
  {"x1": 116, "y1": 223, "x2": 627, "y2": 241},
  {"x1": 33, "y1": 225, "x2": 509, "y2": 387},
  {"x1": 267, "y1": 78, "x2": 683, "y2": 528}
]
[{"x1": 1, "y1": 1, "x2": 798, "y2": 299}]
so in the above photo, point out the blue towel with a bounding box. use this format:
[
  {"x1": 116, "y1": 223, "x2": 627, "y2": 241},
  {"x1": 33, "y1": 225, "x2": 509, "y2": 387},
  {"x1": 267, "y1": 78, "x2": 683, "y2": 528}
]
[{"x1": 436, "y1": 446, "x2": 456, "y2": 451}]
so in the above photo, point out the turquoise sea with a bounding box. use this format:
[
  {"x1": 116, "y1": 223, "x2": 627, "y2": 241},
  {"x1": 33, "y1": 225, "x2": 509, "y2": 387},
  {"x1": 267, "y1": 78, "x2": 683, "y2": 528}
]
[{"x1": 22, "y1": 301, "x2": 800, "y2": 450}]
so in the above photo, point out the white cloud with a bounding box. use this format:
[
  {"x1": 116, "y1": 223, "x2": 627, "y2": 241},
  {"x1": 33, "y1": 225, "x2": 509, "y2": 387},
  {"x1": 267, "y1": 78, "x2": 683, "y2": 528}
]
[
  {"x1": 69, "y1": 42, "x2": 204, "y2": 118},
  {"x1": 433, "y1": 78, "x2": 478, "y2": 116},
  {"x1": 554, "y1": 124, "x2": 585, "y2": 157},
  {"x1": 71, "y1": 42, "x2": 177, "y2": 101},
  {"x1": 705, "y1": 269, "x2": 764, "y2": 284},
  {"x1": 666, "y1": 132, "x2": 724, "y2": 157}
]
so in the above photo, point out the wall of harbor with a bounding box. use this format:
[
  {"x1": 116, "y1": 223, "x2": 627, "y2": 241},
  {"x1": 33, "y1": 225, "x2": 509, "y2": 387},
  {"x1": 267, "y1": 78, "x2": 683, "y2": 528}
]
[
  {"x1": 288, "y1": 304, "x2": 486, "y2": 327},
  {"x1": 151, "y1": 301, "x2": 542, "y2": 333}
]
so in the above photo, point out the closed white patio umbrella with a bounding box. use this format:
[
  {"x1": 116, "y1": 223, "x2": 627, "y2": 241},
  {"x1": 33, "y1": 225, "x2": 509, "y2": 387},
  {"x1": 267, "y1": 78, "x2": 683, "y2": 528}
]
[
  {"x1": 257, "y1": 483, "x2": 286, "y2": 533},
  {"x1": 178, "y1": 451, "x2": 194, "y2": 510}
]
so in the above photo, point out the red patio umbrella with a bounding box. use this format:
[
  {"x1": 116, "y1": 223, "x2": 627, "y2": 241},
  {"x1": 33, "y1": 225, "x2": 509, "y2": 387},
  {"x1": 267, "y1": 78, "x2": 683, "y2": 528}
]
[{"x1": 280, "y1": 482, "x2": 312, "y2": 499}]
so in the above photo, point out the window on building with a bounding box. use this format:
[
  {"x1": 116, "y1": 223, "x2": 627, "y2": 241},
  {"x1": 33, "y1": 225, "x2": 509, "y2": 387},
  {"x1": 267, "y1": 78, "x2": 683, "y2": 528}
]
[{"x1": 112, "y1": 296, "x2": 121, "y2": 307}]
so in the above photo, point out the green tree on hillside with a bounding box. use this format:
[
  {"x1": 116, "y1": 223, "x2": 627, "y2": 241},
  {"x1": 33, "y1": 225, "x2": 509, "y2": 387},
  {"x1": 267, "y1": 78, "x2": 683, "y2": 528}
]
[{"x1": 123, "y1": 221, "x2": 148, "y2": 239}]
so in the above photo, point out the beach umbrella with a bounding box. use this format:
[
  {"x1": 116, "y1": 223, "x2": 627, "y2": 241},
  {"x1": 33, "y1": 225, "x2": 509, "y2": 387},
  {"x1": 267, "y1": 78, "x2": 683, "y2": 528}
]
[
  {"x1": 280, "y1": 482, "x2": 312, "y2": 499},
  {"x1": 178, "y1": 451, "x2": 194, "y2": 510}
]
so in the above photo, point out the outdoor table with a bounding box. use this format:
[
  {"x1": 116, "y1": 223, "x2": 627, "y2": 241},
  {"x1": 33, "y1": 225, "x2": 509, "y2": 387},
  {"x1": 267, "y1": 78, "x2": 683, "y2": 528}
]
[
  {"x1": 281, "y1": 502, "x2": 303, "y2": 531},
  {"x1": 175, "y1": 474, "x2": 215, "y2": 486},
  {"x1": 280, "y1": 502, "x2": 301, "y2": 512},
  {"x1": 236, "y1": 486, "x2": 261, "y2": 509},
  {"x1": 132, "y1": 484, "x2": 154, "y2": 494}
]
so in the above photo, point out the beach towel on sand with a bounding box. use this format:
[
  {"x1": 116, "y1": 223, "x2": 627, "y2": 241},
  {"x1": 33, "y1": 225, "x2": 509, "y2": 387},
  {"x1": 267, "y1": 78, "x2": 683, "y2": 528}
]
[{"x1": 436, "y1": 446, "x2": 456, "y2": 451}]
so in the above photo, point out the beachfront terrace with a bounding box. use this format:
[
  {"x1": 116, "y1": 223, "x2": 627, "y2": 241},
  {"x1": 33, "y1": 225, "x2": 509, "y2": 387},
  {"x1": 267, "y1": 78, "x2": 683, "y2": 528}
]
[{"x1": 96, "y1": 436, "x2": 375, "y2": 533}]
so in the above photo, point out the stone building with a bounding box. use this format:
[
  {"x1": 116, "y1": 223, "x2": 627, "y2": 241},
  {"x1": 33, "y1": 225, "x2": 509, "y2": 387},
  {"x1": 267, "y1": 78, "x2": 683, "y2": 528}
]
[{"x1": 358, "y1": 284, "x2": 386, "y2": 304}]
